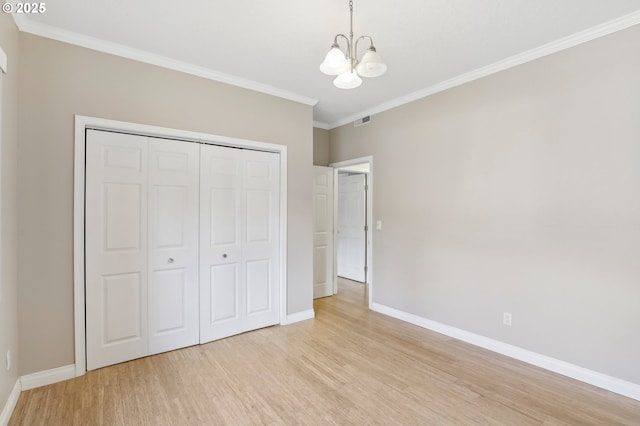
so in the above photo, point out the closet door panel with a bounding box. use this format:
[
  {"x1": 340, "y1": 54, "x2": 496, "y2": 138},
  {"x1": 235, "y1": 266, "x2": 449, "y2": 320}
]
[
  {"x1": 86, "y1": 132, "x2": 201, "y2": 369},
  {"x1": 86, "y1": 130, "x2": 149, "y2": 371},
  {"x1": 148, "y1": 139, "x2": 200, "y2": 355},
  {"x1": 200, "y1": 145, "x2": 244, "y2": 342},
  {"x1": 150, "y1": 268, "x2": 188, "y2": 332},
  {"x1": 246, "y1": 259, "x2": 271, "y2": 315},
  {"x1": 242, "y1": 150, "x2": 280, "y2": 330},
  {"x1": 200, "y1": 146, "x2": 280, "y2": 342},
  {"x1": 210, "y1": 263, "x2": 239, "y2": 322}
]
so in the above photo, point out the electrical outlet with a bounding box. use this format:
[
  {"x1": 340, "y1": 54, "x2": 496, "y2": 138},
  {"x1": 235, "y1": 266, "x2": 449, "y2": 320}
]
[
  {"x1": 6, "y1": 350, "x2": 10, "y2": 371},
  {"x1": 503, "y1": 312, "x2": 512, "y2": 327}
]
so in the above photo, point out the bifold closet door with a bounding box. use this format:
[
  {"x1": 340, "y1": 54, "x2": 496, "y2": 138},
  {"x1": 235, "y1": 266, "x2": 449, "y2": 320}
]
[
  {"x1": 199, "y1": 145, "x2": 280, "y2": 343},
  {"x1": 85, "y1": 130, "x2": 199, "y2": 370},
  {"x1": 86, "y1": 131, "x2": 149, "y2": 370},
  {"x1": 147, "y1": 139, "x2": 200, "y2": 355}
]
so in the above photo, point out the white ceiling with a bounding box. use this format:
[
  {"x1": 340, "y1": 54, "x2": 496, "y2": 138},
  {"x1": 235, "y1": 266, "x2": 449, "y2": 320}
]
[{"x1": 13, "y1": 0, "x2": 640, "y2": 128}]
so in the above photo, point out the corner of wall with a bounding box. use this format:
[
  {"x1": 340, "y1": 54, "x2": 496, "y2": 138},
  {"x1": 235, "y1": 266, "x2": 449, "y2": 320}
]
[{"x1": 312, "y1": 127, "x2": 330, "y2": 166}]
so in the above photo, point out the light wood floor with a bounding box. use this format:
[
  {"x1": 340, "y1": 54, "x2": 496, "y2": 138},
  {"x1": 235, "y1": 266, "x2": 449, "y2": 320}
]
[{"x1": 10, "y1": 279, "x2": 640, "y2": 425}]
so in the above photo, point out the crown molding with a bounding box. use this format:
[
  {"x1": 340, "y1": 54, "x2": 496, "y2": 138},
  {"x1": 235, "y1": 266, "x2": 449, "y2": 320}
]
[
  {"x1": 10, "y1": 11, "x2": 27, "y2": 31},
  {"x1": 328, "y1": 10, "x2": 640, "y2": 129},
  {"x1": 12, "y1": 9, "x2": 640, "y2": 127},
  {"x1": 14, "y1": 18, "x2": 318, "y2": 107},
  {"x1": 313, "y1": 121, "x2": 330, "y2": 130}
]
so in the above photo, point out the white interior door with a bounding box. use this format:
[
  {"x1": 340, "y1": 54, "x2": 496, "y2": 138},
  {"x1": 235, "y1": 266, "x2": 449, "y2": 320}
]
[
  {"x1": 313, "y1": 166, "x2": 334, "y2": 298},
  {"x1": 147, "y1": 139, "x2": 200, "y2": 355},
  {"x1": 337, "y1": 173, "x2": 367, "y2": 282},
  {"x1": 199, "y1": 145, "x2": 279, "y2": 343},
  {"x1": 86, "y1": 131, "x2": 200, "y2": 370},
  {"x1": 241, "y1": 149, "x2": 280, "y2": 332},
  {"x1": 86, "y1": 131, "x2": 149, "y2": 370}
]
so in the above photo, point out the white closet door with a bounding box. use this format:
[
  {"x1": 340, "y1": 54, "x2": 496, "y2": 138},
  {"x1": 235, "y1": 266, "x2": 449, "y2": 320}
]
[
  {"x1": 86, "y1": 131, "x2": 200, "y2": 370},
  {"x1": 86, "y1": 130, "x2": 149, "y2": 370},
  {"x1": 199, "y1": 145, "x2": 243, "y2": 341},
  {"x1": 199, "y1": 145, "x2": 279, "y2": 343},
  {"x1": 242, "y1": 149, "x2": 280, "y2": 331},
  {"x1": 147, "y1": 139, "x2": 200, "y2": 355}
]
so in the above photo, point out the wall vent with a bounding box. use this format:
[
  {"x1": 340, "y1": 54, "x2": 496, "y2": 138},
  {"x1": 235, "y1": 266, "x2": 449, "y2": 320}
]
[{"x1": 354, "y1": 116, "x2": 371, "y2": 127}]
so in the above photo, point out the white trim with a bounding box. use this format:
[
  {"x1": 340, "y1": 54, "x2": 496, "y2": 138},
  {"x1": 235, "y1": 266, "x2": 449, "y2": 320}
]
[
  {"x1": 371, "y1": 302, "x2": 640, "y2": 402},
  {"x1": 0, "y1": 380, "x2": 20, "y2": 426},
  {"x1": 327, "y1": 10, "x2": 640, "y2": 129},
  {"x1": 15, "y1": 20, "x2": 317, "y2": 107},
  {"x1": 13, "y1": 9, "x2": 640, "y2": 127},
  {"x1": 279, "y1": 149, "x2": 288, "y2": 327},
  {"x1": 283, "y1": 309, "x2": 315, "y2": 325},
  {"x1": 10, "y1": 13, "x2": 27, "y2": 33},
  {"x1": 20, "y1": 365, "x2": 76, "y2": 391},
  {"x1": 329, "y1": 156, "x2": 374, "y2": 308},
  {"x1": 72, "y1": 116, "x2": 87, "y2": 377},
  {"x1": 313, "y1": 121, "x2": 330, "y2": 130},
  {"x1": 74, "y1": 115, "x2": 289, "y2": 375},
  {"x1": 0, "y1": 45, "x2": 7, "y2": 73}
]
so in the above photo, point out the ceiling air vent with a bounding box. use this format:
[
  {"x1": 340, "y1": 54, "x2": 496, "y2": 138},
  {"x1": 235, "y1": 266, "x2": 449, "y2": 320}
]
[{"x1": 354, "y1": 115, "x2": 371, "y2": 127}]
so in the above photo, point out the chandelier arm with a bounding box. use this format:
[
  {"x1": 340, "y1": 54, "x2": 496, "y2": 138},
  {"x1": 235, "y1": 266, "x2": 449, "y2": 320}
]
[
  {"x1": 354, "y1": 35, "x2": 374, "y2": 62},
  {"x1": 333, "y1": 34, "x2": 351, "y2": 53}
]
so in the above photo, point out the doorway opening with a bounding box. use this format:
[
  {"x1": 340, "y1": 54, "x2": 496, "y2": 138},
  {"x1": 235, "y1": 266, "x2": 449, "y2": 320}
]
[
  {"x1": 337, "y1": 171, "x2": 367, "y2": 283},
  {"x1": 330, "y1": 157, "x2": 373, "y2": 308}
]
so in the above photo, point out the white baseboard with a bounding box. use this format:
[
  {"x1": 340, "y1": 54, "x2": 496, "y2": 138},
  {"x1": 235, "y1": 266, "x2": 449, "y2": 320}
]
[
  {"x1": 0, "y1": 380, "x2": 21, "y2": 426},
  {"x1": 284, "y1": 309, "x2": 315, "y2": 325},
  {"x1": 371, "y1": 302, "x2": 640, "y2": 402},
  {"x1": 20, "y1": 364, "x2": 76, "y2": 391}
]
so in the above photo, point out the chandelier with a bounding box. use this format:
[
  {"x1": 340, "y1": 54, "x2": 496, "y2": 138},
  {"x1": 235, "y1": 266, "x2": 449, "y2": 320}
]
[{"x1": 319, "y1": 0, "x2": 387, "y2": 89}]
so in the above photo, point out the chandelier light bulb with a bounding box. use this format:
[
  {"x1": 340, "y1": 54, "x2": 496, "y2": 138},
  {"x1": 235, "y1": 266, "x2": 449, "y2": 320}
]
[
  {"x1": 334, "y1": 70, "x2": 363, "y2": 89},
  {"x1": 320, "y1": 45, "x2": 350, "y2": 75},
  {"x1": 355, "y1": 47, "x2": 387, "y2": 78}
]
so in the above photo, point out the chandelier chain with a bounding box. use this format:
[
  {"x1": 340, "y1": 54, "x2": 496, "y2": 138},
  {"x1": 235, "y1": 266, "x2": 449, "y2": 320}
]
[{"x1": 349, "y1": 0, "x2": 354, "y2": 40}]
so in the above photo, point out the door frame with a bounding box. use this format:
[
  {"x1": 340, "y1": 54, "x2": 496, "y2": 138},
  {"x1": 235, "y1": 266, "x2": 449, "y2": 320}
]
[
  {"x1": 329, "y1": 156, "x2": 373, "y2": 308},
  {"x1": 73, "y1": 115, "x2": 288, "y2": 377}
]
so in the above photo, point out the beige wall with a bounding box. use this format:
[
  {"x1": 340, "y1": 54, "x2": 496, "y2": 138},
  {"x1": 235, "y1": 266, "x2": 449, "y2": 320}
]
[
  {"x1": 330, "y1": 25, "x2": 640, "y2": 384},
  {"x1": 17, "y1": 33, "x2": 313, "y2": 375},
  {"x1": 0, "y1": 13, "x2": 20, "y2": 410},
  {"x1": 313, "y1": 127, "x2": 329, "y2": 166}
]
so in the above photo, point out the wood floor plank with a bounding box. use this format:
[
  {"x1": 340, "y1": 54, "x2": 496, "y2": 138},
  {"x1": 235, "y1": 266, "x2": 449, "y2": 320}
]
[{"x1": 9, "y1": 278, "x2": 640, "y2": 425}]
